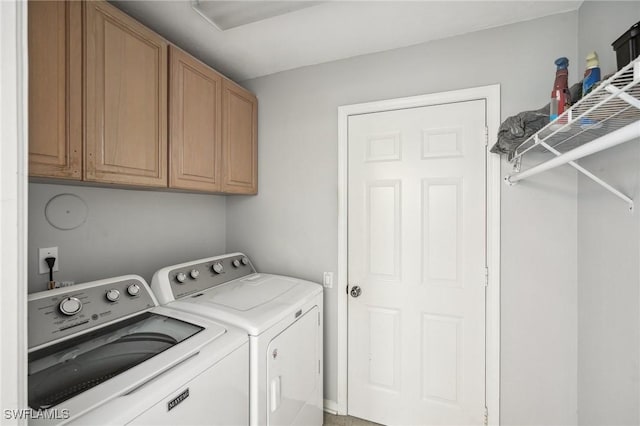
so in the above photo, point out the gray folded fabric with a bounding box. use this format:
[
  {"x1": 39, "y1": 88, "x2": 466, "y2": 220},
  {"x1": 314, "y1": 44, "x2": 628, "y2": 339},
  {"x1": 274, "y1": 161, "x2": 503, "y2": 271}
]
[{"x1": 490, "y1": 82, "x2": 583, "y2": 156}]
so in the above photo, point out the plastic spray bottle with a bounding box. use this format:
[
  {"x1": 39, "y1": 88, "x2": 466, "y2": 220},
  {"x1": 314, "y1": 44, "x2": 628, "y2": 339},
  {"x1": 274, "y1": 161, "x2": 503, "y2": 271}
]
[
  {"x1": 550, "y1": 57, "x2": 571, "y2": 122},
  {"x1": 582, "y1": 52, "x2": 601, "y2": 96},
  {"x1": 580, "y1": 52, "x2": 602, "y2": 129}
]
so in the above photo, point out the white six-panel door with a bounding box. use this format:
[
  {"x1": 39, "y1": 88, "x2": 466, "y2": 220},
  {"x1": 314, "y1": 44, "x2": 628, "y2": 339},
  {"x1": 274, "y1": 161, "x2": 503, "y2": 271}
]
[{"x1": 347, "y1": 100, "x2": 487, "y2": 425}]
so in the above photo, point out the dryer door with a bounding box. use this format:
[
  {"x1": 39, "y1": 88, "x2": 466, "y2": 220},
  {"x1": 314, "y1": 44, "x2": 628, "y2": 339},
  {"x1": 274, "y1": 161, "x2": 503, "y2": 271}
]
[{"x1": 267, "y1": 306, "x2": 321, "y2": 426}]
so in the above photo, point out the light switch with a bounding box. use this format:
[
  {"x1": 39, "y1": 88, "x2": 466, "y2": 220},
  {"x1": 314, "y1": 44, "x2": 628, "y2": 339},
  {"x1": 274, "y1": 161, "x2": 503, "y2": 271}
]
[{"x1": 323, "y1": 272, "x2": 333, "y2": 288}]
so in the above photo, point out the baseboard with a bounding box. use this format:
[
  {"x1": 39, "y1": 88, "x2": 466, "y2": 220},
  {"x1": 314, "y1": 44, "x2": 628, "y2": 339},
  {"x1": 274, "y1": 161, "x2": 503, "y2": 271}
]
[{"x1": 323, "y1": 399, "x2": 338, "y2": 415}]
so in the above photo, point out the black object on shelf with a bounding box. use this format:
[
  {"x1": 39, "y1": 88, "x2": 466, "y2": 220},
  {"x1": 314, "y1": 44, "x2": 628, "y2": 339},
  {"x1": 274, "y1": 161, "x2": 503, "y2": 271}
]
[{"x1": 612, "y1": 21, "x2": 640, "y2": 71}]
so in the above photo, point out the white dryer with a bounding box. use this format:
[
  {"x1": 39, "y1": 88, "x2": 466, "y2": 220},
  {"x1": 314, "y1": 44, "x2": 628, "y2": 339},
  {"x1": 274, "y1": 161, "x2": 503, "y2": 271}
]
[
  {"x1": 151, "y1": 253, "x2": 323, "y2": 426},
  {"x1": 28, "y1": 275, "x2": 249, "y2": 425}
]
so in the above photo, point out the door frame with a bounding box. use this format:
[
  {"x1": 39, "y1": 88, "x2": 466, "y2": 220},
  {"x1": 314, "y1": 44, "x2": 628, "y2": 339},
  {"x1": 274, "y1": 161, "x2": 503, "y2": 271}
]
[
  {"x1": 336, "y1": 85, "x2": 501, "y2": 424},
  {"x1": 0, "y1": 0, "x2": 29, "y2": 423}
]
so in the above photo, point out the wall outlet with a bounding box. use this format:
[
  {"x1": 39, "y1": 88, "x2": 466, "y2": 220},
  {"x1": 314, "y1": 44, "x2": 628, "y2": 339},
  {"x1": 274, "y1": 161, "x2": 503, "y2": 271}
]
[
  {"x1": 323, "y1": 272, "x2": 333, "y2": 288},
  {"x1": 39, "y1": 247, "x2": 59, "y2": 274}
]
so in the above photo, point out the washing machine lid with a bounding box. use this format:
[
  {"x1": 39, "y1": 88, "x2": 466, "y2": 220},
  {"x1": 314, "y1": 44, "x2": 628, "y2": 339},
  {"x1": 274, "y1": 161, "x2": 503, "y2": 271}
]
[
  {"x1": 29, "y1": 307, "x2": 249, "y2": 426},
  {"x1": 25, "y1": 306, "x2": 248, "y2": 424},
  {"x1": 28, "y1": 311, "x2": 212, "y2": 410},
  {"x1": 170, "y1": 274, "x2": 322, "y2": 335}
]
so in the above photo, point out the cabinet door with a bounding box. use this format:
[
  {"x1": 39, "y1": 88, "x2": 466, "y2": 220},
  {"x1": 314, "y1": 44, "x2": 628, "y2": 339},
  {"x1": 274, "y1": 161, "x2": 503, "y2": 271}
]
[
  {"x1": 222, "y1": 80, "x2": 258, "y2": 194},
  {"x1": 169, "y1": 46, "x2": 222, "y2": 192},
  {"x1": 84, "y1": 0, "x2": 168, "y2": 187},
  {"x1": 28, "y1": 0, "x2": 82, "y2": 180}
]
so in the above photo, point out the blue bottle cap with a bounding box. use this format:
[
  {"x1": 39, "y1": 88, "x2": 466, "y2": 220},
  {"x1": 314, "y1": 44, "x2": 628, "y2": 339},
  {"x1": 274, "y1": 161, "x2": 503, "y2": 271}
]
[{"x1": 555, "y1": 57, "x2": 569, "y2": 70}]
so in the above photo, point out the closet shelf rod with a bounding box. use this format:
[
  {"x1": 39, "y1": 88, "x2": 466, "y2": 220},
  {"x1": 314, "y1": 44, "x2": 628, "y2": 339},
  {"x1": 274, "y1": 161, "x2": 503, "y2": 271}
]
[{"x1": 506, "y1": 121, "x2": 640, "y2": 184}]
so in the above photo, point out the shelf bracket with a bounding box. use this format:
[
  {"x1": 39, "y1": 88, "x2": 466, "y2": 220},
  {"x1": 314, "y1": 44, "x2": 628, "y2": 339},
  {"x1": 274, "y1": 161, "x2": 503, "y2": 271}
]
[
  {"x1": 505, "y1": 153, "x2": 522, "y2": 186},
  {"x1": 512, "y1": 156, "x2": 521, "y2": 173},
  {"x1": 539, "y1": 141, "x2": 634, "y2": 212}
]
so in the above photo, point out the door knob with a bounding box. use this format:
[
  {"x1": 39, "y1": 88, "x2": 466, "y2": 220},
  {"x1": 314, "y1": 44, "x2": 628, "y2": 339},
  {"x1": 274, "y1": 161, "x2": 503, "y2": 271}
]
[{"x1": 350, "y1": 285, "x2": 362, "y2": 298}]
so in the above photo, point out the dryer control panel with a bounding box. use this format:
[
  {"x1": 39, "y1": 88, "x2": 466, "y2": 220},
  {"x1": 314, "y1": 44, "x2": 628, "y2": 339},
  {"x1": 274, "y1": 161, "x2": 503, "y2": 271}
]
[
  {"x1": 151, "y1": 253, "x2": 256, "y2": 303},
  {"x1": 28, "y1": 275, "x2": 156, "y2": 350}
]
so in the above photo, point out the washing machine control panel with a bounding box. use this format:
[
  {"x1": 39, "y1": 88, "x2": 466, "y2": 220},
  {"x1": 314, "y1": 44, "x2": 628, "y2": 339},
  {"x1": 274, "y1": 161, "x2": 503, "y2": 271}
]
[
  {"x1": 168, "y1": 254, "x2": 256, "y2": 300},
  {"x1": 28, "y1": 276, "x2": 156, "y2": 350}
]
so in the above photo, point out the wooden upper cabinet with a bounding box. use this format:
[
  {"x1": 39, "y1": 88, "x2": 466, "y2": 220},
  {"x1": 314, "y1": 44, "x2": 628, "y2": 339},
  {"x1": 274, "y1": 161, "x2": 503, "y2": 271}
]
[
  {"x1": 28, "y1": 0, "x2": 257, "y2": 194},
  {"x1": 28, "y1": 0, "x2": 82, "y2": 180},
  {"x1": 222, "y1": 80, "x2": 258, "y2": 194},
  {"x1": 84, "y1": 0, "x2": 168, "y2": 187},
  {"x1": 169, "y1": 46, "x2": 222, "y2": 192}
]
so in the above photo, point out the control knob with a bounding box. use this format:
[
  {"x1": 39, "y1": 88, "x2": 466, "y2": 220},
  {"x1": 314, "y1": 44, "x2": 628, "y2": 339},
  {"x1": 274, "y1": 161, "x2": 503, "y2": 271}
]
[
  {"x1": 59, "y1": 297, "x2": 82, "y2": 316},
  {"x1": 212, "y1": 262, "x2": 224, "y2": 274},
  {"x1": 127, "y1": 284, "x2": 140, "y2": 296},
  {"x1": 106, "y1": 289, "x2": 120, "y2": 302},
  {"x1": 241, "y1": 257, "x2": 249, "y2": 265},
  {"x1": 176, "y1": 272, "x2": 187, "y2": 283},
  {"x1": 190, "y1": 269, "x2": 200, "y2": 279},
  {"x1": 232, "y1": 259, "x2": 240, "y2": 268}
]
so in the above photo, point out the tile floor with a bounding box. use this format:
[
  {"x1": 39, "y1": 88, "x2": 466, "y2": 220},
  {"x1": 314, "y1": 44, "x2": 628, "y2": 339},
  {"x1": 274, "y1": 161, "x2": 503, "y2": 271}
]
[{"x1": 323, "y1": 413, "x2": 383, "y2": 426}]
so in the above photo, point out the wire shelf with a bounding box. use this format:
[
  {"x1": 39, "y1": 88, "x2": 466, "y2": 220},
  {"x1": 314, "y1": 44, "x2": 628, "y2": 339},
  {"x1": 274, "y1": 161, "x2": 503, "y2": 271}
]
[
  {"x1": 505, "y1": 56, "x2": 640, "y2": 211},
  {"x1": 510, "y1": 57, "x2": 640, "y2": 162}
]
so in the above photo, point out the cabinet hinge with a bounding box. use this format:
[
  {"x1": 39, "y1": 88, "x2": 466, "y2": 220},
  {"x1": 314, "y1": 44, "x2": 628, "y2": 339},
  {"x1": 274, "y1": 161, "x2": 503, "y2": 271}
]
[
  {"x1": 484, "y1": 126, "x2": 489, "y2": 146},
  {"x1": 318, "y1": 360, "x2": 321, "y2": 374},
  {"x1": 484, "y1": 406, "x2": 488, "y2": 426},
  {"x1": 318, "y1": 312, "x2": 321, "y2": 326},
  {"x1": 484, "y1": 267, "x2": 489, "y2": 287}
]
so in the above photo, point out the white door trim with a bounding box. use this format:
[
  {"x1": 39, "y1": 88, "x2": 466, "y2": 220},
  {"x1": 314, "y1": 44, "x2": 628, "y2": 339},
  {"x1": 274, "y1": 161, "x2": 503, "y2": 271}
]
[
  {"x1": 336, "y1": 85, "x2": 501, "y2": 424},
  {"x1": 0, "y1": 1, "x2": 29, "y2": 423}
]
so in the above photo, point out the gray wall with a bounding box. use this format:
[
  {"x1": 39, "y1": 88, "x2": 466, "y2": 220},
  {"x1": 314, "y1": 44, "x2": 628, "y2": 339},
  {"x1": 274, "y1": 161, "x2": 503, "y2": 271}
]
[
  {"x1": 28, "y1": 183, "x2": 226, "y2": 293},
  {"x1": 577, "y1": 143, "x2": 640, "y2": 426},
  {"x1": 578, "y1": 1, "x2": 640, "y2": 76},
  {"x1": 228, "y1": 11, "x2": 580, "y2": 425},
  {"x1": 501, "y1": 154, "x2": 578, "y2": 425},
  {"x1": 577, "y1": 3, "x2": 640, "y2": 425}
]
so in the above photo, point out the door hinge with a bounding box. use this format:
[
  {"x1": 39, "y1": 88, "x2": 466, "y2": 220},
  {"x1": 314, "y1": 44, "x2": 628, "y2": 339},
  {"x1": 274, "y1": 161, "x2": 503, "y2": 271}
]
[
  {"x1": 484, "y1": 267, "x2": 489, "y2": 287},
  {"x1": 484, "y1": 406, "x2": 488, "y2": 426},
  {"x1": 484, "y1": 126, "x2": 489, "y2": 146}
]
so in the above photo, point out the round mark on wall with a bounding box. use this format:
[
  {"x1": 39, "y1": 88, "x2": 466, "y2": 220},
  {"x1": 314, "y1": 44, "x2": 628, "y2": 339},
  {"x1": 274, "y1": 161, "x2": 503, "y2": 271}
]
[{"x1": 45, "y1": 193, "x2": 88, "y2": 230}]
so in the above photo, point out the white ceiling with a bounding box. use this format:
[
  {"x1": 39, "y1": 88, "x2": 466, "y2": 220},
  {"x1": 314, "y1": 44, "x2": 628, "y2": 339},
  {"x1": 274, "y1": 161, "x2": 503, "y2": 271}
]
[
  {"x1": 191, "y1": 1, "x2": 326, "y2": 30},
  {"x1": 111, "y1": 0, "x2": 582, "y2": 81}
]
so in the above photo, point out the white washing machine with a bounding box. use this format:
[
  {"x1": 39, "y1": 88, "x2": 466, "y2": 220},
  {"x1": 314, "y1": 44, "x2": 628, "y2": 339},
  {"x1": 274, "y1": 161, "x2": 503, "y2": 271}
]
[
  {"x1": 28, "y1": 275, "x2": 249, "y2": 425},
  {"x1": 151, "y1": 253, "x2": 323, "y2": 426}
]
